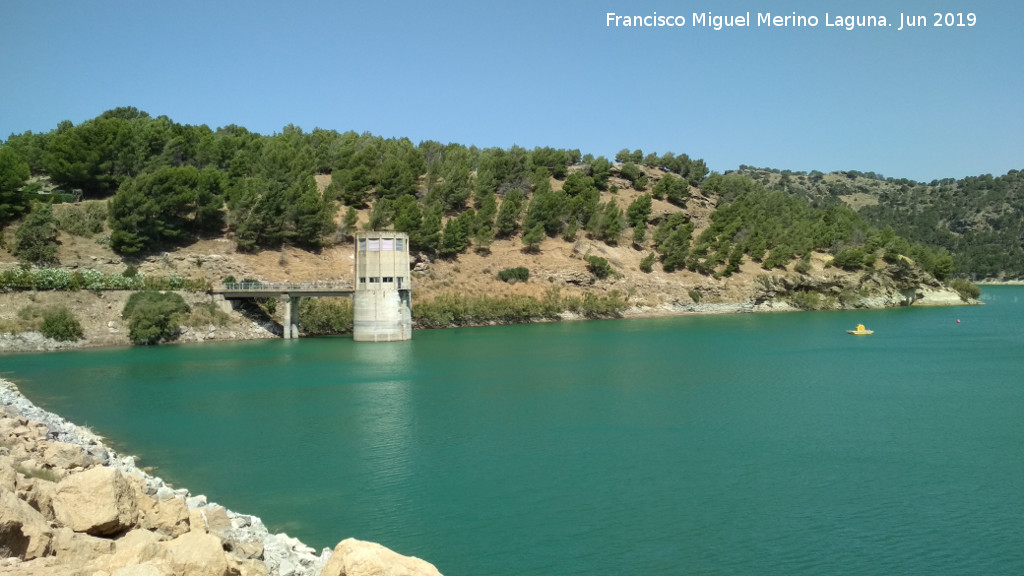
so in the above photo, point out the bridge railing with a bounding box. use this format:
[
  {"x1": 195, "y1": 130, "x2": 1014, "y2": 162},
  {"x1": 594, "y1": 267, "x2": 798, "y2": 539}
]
[{"x1": 219, "y1": 281, "x2": 354, "y2": 292}]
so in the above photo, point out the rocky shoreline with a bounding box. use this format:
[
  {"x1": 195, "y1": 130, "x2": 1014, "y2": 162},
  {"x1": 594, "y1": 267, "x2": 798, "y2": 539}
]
[
  {"x1": 0, "y1": 278, "x2": 976, "y2": 355},
  {"x1": 0, "y1": 377, "x2": 443, "y2": 576}
]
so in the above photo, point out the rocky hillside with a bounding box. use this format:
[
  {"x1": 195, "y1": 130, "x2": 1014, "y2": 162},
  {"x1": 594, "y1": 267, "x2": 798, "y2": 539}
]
[
  {"x1": 734, "y1": 166, "x2": 1024, "y2": 279},
  {"x1": 0, "y1": 165, "x2": 975, "y2": 353}
]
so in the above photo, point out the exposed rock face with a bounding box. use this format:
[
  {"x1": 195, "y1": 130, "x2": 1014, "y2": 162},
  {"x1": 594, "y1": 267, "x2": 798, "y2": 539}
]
[
  {"x1": 0, "y1": 378, "x2": 444, "y2": 576},
  {"x1": 53, "y1": 465, "x2": 139, "y2": 536},
  {"x1": 749, "y1": 264, "x2": 968, "y2": 310},
  {"x1": 321, "y1": 539, "x2": 443, "y2": 576},
  {"x1": 0, "y1": 490, "x2": 54, "y2": 560},
  {"x1": 163, "y1": 532, "x2": 230, "y2": 576}
]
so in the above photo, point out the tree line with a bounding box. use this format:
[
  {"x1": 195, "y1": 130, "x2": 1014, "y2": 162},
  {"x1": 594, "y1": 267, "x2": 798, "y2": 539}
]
[
  {"x1": 1, "y1": 108, "x2": 713, "y2": 263},
  {"x1": 735, "y1": 165, "x2": 1024, "y2": 279},
  {"x1": 0, "y1": 107, "x2": 966, "y2": 283}
]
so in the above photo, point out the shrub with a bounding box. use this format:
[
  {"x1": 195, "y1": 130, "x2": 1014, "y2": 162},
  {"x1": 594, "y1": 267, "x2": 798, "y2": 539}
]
[
  {"x1": 122, "y1": 291, "x2": 190, "y2": 345},
  {"x1": 688, "y1": 289, "x2": 702, "y2": 304},
  {"x1": 299, "y1": 298, "x2": 353, "y2": 335},
  {"x1": 15, "y1": 204, "x2": 59, "y2": 266},
  {"x1": 585, "y1": 256, "x2": 615, "y2": 279},
  {"x1": 11, "y1": 305, "x2": 44, "y2": 333},
  {"x1": 639, "y1": 252, "x2": 656, "y2": 273},
  {"x1": 183, "y1": 302, "x2": 230, "y2": 329},
  {"x1": 54, "y1": 202, "x2": 107, "y2": 237},
  {"x1": 787, "y1": 290, "x2": 823, "y2": 310},
  {"x1": 40, "y1": 306, "x2": 84, "y2": 341},
  {"x1": 579, "y1": 290, "x2": 627, "y2": 318},
  {"x1": 831, "y1": 247, "x2": 866, "y2": 271},
  {"x1": 949, "y1": 278, "x2": 981, "y2": 301},
  {"x1": 413, "y1": 293, "x2": 558, "y2": 328},
  {"x1": 411, "y1": 288, "x2": 626, "y2": 327},
  {"x1": 497, "y1": 267, "x2": 530, "y2": 283}
]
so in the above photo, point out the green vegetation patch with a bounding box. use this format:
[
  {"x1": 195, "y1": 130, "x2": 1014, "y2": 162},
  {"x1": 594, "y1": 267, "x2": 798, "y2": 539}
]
[
  {"x1": 413, "y1": 288, "x2": 627, "y2": 328},
  {"x1": 949, "y1": 278, "x2": 981, "y2": 301},
  {"x1": 54, "y1": 201, "x2": 107, "y2": 237},
  {"x1": 41, "y1": 306, "x2": 84, "y2": 341},
  {"x1": 585, "y1": 256, "x2": 616, "y2": 279},
  {"x1": 497, "y1": 267, "x2": 530, "y2": 283},
  {"x1": 7, "y1": 304, "x2": 84, "y2": 341},
  {"x1": 299, "y1": 298, "x2": 353, "y2": 335},
  {"x1": 122, "y1": 291, "x2": 190, "y2": 345},
  {"x1": 0, "y1": 267, "x2": 207, "y2": 292}
]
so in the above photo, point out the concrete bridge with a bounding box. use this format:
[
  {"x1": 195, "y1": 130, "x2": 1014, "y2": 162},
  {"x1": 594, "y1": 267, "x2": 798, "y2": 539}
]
[{"x1": 212, "y1": 282, "x2": 354, "y2": 340}]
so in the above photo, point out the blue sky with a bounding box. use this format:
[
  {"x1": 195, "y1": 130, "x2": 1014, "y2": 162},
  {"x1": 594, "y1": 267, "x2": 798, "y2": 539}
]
[{"x1": 1, "y1": 0, "x2": 1020, "y2": 182}]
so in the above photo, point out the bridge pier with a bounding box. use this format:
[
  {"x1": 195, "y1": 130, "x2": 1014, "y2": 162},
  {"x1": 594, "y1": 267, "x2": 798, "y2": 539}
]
[{"x1": 281, "y1": 294, "x2": 300, "y2": 339}]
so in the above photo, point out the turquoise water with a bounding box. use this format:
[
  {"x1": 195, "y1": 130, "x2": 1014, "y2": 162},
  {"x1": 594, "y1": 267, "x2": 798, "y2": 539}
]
[{"x1": 4, "y1": 287, "x2": 1024, "y2": 575}]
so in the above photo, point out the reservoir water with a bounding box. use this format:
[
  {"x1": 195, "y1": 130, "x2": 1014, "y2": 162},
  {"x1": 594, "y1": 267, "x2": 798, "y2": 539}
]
[{"x1": 4, "y1": 287, "x2": 1024, "y2": 575}]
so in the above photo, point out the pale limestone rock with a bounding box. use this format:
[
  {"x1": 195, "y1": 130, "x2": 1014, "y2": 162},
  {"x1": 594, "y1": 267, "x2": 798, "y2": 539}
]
[
  {"x1": 201, "y1": 505, "x2": 233, "y2": 537},
  {"x1": 49, "y1": 526, "x2": 115, "y2": 565},
  {"x1": 111, "y1": 564, "x2": 175, "y2": 576},
  {"x1": 227, "y1": 556, "x2": 271, "y2": 576},
  {"x1": 162, "y1": 531, "x2": 229, "y2": 576},
  {"x1": 15, "y1": 476, "x2": 58, "y2": 522},
  {"x1": 136, "y1": 491, "x2": 189, "y2": 538},
  {"x1": 263, "y1": 532, "x2": 322, "y2": 576},
  {"x1": 0, "y1": 490, "x2": 53, "y2": 560},
  {"x1": 223, "y1": 537, "x2": 264, "y2": 561},
  {"x1": 43, "y1": 441, "x2": 95, "y2": 471},
  {"x1": 321, "y1": 538, "x2": 443, "y2": 576},
  {"x1": 104, "y1": 528, "x2": 167, "y2": 569},
  {"x1": 9, "y1": 441, "x2": 34, "y2": 462},
  {"x1": 18, "y1": 458, "x2": 39, "y2": 471},
  {"x1": 0, "y1": 456, "x2": 16, "y2": 492},
  {"x1": 187, "y1": 508, "x2": 208, "y2": 534},
  {"x1": 0, "y1": 556, "x2": 83, "y2": 576},
  {"x1": 54, "y1": 466, "x2": 139, "y2": 536}
]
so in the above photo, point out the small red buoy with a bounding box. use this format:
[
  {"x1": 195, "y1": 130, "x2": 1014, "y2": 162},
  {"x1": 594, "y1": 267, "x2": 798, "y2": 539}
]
[{"x1": 956, "y1": 319, "x2": 961, "y2": 323}]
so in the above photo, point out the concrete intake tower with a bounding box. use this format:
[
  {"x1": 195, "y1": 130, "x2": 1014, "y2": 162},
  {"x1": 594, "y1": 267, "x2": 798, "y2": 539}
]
[{"x1": 353, "y1": 231, "x2": 412, "y2": 342}]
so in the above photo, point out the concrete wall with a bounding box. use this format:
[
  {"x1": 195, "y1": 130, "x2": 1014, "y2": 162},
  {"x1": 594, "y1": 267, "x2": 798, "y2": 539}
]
[
  {"x1": 353, "y1": 288, "x2": 412, "y2": 342},
  {"x1": 353, "y1": 231, "x2": 412, "y2": 342}
]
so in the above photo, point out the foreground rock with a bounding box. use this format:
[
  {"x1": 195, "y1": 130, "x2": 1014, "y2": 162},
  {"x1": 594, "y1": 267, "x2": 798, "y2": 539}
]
[
  {"x1": 0, "y1": 378, "x2": 444, "y2": 576},
  {"x1": 321, "y1": 539, "x2": 443, "y2": 576}
]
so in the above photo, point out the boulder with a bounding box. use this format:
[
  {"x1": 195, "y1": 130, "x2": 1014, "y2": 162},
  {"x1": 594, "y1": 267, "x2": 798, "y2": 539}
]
[
  {"x1": 16, "y1": 475, "x2": 59, "y2": 521},
  {"x1": 187, "y1": 508, "x2": 208, "y2": 534},
  {"x1": 106, "y1": 528, "x2": 166, "y2": 568},
  {"x1": 227, "y1": 556, "x2": 271, "y2": 576},
  {"x1": 321, "y1": 538, "x2": 443, "y2": 576},
  {"x1": 136, "y1": 492, "x2": 190, "y2": 538},
  {"x1": 53, "y1": 466, "x2": 139, "y2": 536},
  {"x1": 42, "y1": 441, "x2": 95, "y2": 471},
  {"x1": 49, "y1": 526, "x2": 115, "y2": 565},
  {"x1": 201, "y1": 504, "x2": 233, "y2": 537},
  {"x1": 0, "y1": 490, "x2": 53, "y2": 560},
  {"x1": 223, "y1": 537, "x2": 265, "y2": 561},
  {"x1": 162, "y1": 531, "x2": 230, "y2": 576},
  {"x1": 263, "y1": 533, "x2": 324, "y2": 576}
]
